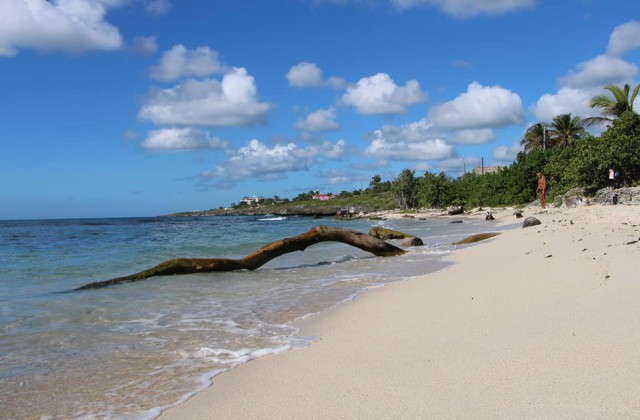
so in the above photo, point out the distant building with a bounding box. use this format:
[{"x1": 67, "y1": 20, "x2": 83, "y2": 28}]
[
  {"x1": 312, "y1": 193, "x2": 334, "y2": 201},
  {"x1": 473, "y1": 165, "x2": 501, "y2": 175},
  {"x1": 240, "y1": 196, "x2": 265, "y2": 205}
]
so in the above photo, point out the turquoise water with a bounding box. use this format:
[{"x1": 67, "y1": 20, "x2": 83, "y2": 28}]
[{"x1": 0, "y1": 215, "x2": 495, "y2": 419}]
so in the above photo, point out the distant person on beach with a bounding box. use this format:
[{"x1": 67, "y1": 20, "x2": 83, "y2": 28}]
[
  {"x1": 536, "y1": 172, "x2": 547, "y2": 209},
  {"x1": 609, "y1": 167, "x2": 619, "y2": 188}
]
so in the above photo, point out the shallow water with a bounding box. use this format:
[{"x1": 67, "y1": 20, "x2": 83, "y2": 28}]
[{"x1": 0, "y1": 215, "x2": 496, "y2": 419}]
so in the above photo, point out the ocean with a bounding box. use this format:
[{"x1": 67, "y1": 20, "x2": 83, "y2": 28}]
[{"x1": 0, "y1": 214, "x2": 500, "y2": 419}]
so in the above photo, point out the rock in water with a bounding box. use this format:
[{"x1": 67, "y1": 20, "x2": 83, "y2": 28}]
[
  {"x1": 400, "y1": 237, "x2": 424, "y2": 247},
  {"x1": 451, "y1": 232, "x2": 501, "y2": 245},
  {"x1": 369, "y1": 226, "x2": 415, "y2": 240},
  {"x1": 522, "y1": 217, "x2": 541, "y2": 228}
]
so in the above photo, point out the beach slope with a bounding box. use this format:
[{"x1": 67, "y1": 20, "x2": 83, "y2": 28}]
[{"x1": 160, "y1": 204, "x2": 640, "y2": 419}]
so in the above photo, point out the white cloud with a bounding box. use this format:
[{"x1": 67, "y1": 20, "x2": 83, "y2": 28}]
[
  {"x1": 323, "y1": 139, "x2": 346, "y2": 159},
  {"x1": 362, "y1": 117, "x2": 494, "y2": 163},
  {"x1": 295, "y1": 108, "x2": 340, "y2": 132},
  {"x1": 142, "y1": 127, "x2": 227, "y2": 152},
  {"x1": 138, "y1": 67, "x2": 272, "y2": 127},
  {"x1": 390, "y1": 0, "x2": 534, "y2": 18},
  {"x1": 531, "y1": 87, "x2": 596, "y2": 122},
  {"x1": 428, "y1": 82, "x2": 525, "y2": 129},
  {"x1": 150, "y1": 45, "x2": 226, "y2": 81},
  {"x1": 607, "y1": 20, "x2": 640, "y2": 57},
  {"x1": 493, "y1": 143, "x2": 522, "y2": 163},
  {"x1": 559, "y1": 55, "x2": 638, "y2": 89},
  {"x1": 371, "y1": 119, "x2": 435, "y2": 143},
  {"x1": 286, "y1": 62, "x2": 324, "y2": 87},
  {"x1": 341, "y1": 73, "x2": 427, "y2": 114},
  {"x1": 447, "y1": 128, "x2": 496, "y2": 144},
  {"x1": 0, "y1": 0, "x2": 122, "y2": 56},
  {"x1": 286, "y1": 62, "x2": 346, "y2": 89},
  {"x1": 210, "y1": 139, "x2": 345, "y2": 181},
  {"x1": 365, "y1": 130, "x2": 454, "y2": 161},
  {"x1": 146, "y1": 0, "x2": 170, "y2": 15},
  {"x1": 130, "y1": 36, "x2": 157, "y2": 56}
]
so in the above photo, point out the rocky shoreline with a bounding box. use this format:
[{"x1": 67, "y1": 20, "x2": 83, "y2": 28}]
[{"x1": 165, "y1": 186, "x2": 640, "y2": 220}]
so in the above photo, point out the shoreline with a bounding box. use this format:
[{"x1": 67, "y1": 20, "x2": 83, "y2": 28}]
[{"x1": 160, "y1": 204, "x2": 640, "y2": 419}]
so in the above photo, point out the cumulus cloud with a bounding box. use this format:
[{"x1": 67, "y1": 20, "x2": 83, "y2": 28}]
[
  {"x1": 428, "y1": 82, "x2": 525, "y2": 129},
  {"x1": 286, "y1": 62, "x2": 323, "y2": 87},
  {"x1": 130, "y1": 36, "x2": 158, "y2": 56},
  {"x1": 286, "y1": 62, "x2": 346, "y2": 89},
  {"x1": 447, "y1": 128, "x2": 496, "y2": 144},
  {"x1": 141, "y1": 127, "x2": 227, "y2": 152},
  {"x1": 209, "y1": 139, "x2": 345, "y2": 181},
  {"x1": 295, "y1": 108, "x2": 340, "y2": 132},
  {"x1": 374, "y1": 118, "x2": 496, "y2": 145},
  {"x1": 138, "y1": 67, "x2": 272, "y2": 126},
  {"x1": 367, "y1": 119, "x2": 434, "y2": 144},
  {"x1": 531, "y1": 87, "x2": 596, "y2": 122},
  {"x1": 493, "y1": 143, "x2": 522, "y2": 163},
  {"x1": 559, "y1": 55, "x2": 638, "y2": 90},
  {"x1": 365, "y1": 125, "x2": 454, "y2": 161},
  {"x1": 341, "y1": 73, "x2": 427, "y2": 114},
  {"x1": 607, "y1": 20, "x2": 640, "y2": 57},
  {"x1": 150, "y1": 45, "x2": 227, "y2": 81},
  {"x1": 366, "y1": 138, "x2": 454, "y2": 161},
  {"x1": 390, "y1": 0, "x2": 534, "y2": 18},
  {"x1": 0, "y1": 0, "x2": 123, "y2": 56}
]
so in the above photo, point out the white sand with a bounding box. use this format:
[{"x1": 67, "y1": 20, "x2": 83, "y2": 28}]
[{"x1": 160, "y1": 204, "x2": 640, "y2": 419}]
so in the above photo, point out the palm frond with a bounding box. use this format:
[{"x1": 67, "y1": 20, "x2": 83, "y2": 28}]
[{"x1": 581, "y1": 116, "x2": 613, "y2": 128}]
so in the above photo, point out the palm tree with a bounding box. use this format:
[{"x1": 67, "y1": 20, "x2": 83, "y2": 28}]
[
  {"x1": 583, "y1": 83, "x2": 640, "y2": 127},
  {"x1": 520, "y1": 123, "x2": 550, "y2": 152},
  {"x1": 548, "y1": 113, "x2": 586, "y2": 148}
]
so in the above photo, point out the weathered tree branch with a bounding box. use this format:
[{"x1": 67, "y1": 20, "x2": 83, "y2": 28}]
[{"x1": 75, "y1": 226, "x2": 407, "y2": 291}]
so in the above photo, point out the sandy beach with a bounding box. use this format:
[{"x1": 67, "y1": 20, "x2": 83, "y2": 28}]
[{"x1": 160, "y1": 204, "x2": 640, "y2": 419}]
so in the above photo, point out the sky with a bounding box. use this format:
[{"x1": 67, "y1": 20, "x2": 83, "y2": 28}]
[{"x1": 1, "y1": 0, "x2": 639, "y2": 219}]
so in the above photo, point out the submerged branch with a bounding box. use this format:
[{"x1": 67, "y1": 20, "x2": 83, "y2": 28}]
[{"x1": 75, "y1": 226, "x2": 407, "y2": 291}]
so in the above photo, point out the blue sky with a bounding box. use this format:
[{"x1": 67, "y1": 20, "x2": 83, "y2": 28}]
[{"x1": 1, "y1": 0, "x2": 639, "y2": 219}]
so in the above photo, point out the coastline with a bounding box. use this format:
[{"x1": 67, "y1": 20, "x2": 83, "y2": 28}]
[{"x1": 160, "y1": 204, "x2": 640, "y2": 419}]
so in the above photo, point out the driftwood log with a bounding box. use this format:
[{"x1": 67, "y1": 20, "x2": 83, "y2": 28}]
[{"x1": 75, "y1": 226, "x2": 406, "y2": 291}]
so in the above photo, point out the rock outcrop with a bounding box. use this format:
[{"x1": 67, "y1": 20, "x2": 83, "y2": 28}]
[
  {"x1": 593, "y1": 186, "x2": 640, "y2": 205},
  {"x1": 400, "y1": 237, "x2": 424, "y2": 247},
  {"x1": 523, "y1": 217, "x2": 541, "y2": 228}
]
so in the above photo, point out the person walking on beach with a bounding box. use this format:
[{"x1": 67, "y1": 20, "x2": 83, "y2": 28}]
[{"x1": 536, "y1": 172, "x2": 547, "y2": 209}]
